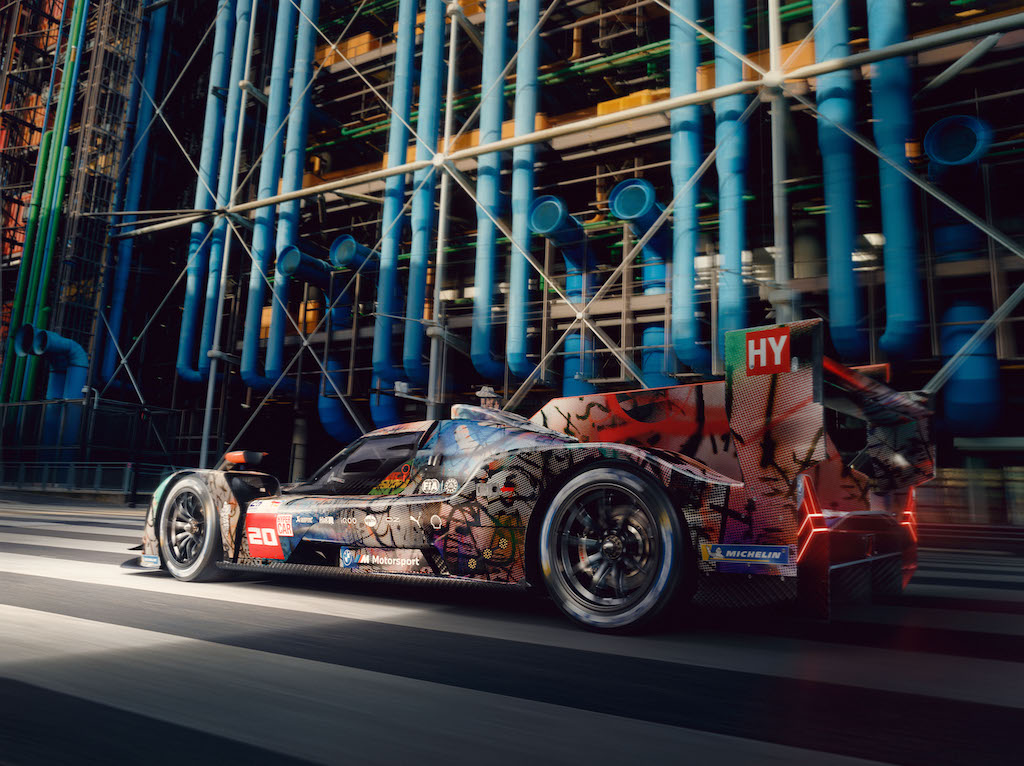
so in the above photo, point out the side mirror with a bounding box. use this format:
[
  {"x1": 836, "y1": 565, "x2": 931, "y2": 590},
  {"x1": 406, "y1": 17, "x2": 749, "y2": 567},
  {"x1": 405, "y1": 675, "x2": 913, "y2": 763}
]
[{"x1": 223, "y1": 451, "x2": 266, "y2": 470}]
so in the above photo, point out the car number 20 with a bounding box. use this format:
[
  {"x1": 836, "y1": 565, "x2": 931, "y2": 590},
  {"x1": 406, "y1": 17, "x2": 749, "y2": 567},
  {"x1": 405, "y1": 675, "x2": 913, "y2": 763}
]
[{"x1": 248, "y1": 527, "x2": 278, "y2": 546}]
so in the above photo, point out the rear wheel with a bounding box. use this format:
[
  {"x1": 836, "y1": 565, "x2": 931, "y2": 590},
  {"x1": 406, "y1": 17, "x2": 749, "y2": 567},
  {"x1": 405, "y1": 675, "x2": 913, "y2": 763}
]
[
  {"x1": 158, "y1": 476, "x2": 222, "y2": 582},
  {"x1": 539, "y1": 466, "x2": 686, "y2": 631}
]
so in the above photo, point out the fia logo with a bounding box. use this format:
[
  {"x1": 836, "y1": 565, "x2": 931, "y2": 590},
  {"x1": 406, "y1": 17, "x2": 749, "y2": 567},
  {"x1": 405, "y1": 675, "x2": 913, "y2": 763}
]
[{"x1": 745, "y1": 326, "x2": 791, "y2": 376}]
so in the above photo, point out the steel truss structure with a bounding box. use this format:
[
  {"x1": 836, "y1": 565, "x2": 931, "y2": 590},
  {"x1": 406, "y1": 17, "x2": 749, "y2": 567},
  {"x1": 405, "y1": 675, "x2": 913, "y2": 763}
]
[{"x1": 4, "y1": 0, "x2": 1024, "y2": 475}]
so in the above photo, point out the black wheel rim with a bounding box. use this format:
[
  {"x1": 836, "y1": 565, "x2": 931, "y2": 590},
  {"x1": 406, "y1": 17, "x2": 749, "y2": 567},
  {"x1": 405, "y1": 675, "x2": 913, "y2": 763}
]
[
  {"x1": 553, "y1": 483, "x2": 660, "y2": 612},
  {"x1": 165, "y1": 490, "x2": 206, "y2": 567}
]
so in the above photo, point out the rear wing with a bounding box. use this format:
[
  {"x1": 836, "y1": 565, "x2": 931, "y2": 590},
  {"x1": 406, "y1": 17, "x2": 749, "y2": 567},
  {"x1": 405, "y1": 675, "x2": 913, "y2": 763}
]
[{"x1": 532, "y1": 319, "x2": 933, "y2": 494}]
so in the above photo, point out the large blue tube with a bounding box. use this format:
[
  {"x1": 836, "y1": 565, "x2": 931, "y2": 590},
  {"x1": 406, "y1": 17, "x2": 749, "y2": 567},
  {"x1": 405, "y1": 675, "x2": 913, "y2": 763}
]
[
  {"x1": 100, "y1": 2, "x2": 167, "y2": 381},
  {"x1": 506, "y1": 0, "x2": 541, "y2": 381},
  {"x1": 198, "y1": 0, "x2": 253, "y2": 378},
  {"x1": 470, "y1": 0, "x2": 509, "y2": 380},
  {"x1": 812, "y1": 0, "x2": 866, "y2": 360},
  {"x1": 713, "y1": 0, "x2": 746, "y2": 357},
  {"x1": 370, "y1": 0, "x2": 417, "y2": 396},
  {"x1": 268, "y1": 0, "x2": 320, "y2": 382},
  {"x1": 925, "y1": 115, "x2": 999, "y2": 436},
  {"x1": 177, "y1": 1, "x2": 235, "y2": 384},
  {"x1": 238, "y1": 0, "x2": 298, "y2": 391},
  {"x1": 402, "y1": 0, "x2": 445, "y2": 386},
  {"x1": 609, "y1": 179, "x2": 676, "y2": 387},
  {"x1": 32, "y1": 327, "x2": 88, "y2": 447},
  {"x1": 330, "y1": 235, "x2": 378, "y2": 273},
  {"x1": 868, "y1": 0, "x2": 922, "y2": 359},
  {"x1": 669, "y1": 0, "x2": 709, "y2": 373},
  {"x1": 529, "y1": 196, "x2": 597, "y2": 396},
  {"x1": 277, "y1": 246, "x2": 352, "y2": 328}
]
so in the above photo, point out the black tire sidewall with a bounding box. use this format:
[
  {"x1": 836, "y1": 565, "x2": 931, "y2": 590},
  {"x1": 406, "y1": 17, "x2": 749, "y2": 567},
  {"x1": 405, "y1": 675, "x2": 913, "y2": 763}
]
[
  {"x1": 158, "y1": 476, "x2": 221, "y2": 582},
  {"x1": 539, "y1": 465, "x2": 685, "y2": 631}
]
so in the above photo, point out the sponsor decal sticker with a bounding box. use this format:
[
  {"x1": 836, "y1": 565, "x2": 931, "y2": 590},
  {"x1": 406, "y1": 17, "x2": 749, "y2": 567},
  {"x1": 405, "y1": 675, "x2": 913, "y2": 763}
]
[
  {"x1": 420, "y1": 478, "x2": 441, "y2": 494},
  {"x1": 276, "y1": 515, "x2": 293, "y2": 538},
  {"x1": 443, "y1": 478, "x2": 459, "y2": 494},
  {"x1": 745, "y1": 326, "x2": 790, "y2": 376},
  {"x1": 701, "y1": 543, "x2": 790, "y2": 565},
  {"x1": 357, "y1": 552, "x2": 422, "y2": 567},
  {"x1": 365, "y1": 514, "x2": 377, "y2": 529},
  {"x1": 430, "y1": 514, "x2": 443, "y2": 530},
  {"x1": 140, "y1": 554, "x2": 160, "y2": 568},
  {"x1": 340, "y1": 548, "x2": 355, "y2": 567}
]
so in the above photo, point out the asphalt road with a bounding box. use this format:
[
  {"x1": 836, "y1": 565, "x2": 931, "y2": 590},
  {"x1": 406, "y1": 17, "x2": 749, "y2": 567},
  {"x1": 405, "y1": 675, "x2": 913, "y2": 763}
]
[{"x1": 1, "y1": 494, "x2": 1022, "y2": 765}]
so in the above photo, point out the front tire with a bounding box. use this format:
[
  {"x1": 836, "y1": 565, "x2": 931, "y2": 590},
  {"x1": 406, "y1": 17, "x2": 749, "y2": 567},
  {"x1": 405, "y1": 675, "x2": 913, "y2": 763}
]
[
  {"x1": 539, "y1": 466, "x2": 686, "y2": 631},
  {"x1": 158, "y1": 476, "x2": 222, "y2": 582}
]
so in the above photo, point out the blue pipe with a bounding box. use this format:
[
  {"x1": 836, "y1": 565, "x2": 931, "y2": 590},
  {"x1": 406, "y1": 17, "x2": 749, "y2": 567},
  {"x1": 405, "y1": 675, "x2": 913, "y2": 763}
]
[
  {"x1": 506, "y1": 0, "x2": 541, "y2": 381},
  {"x1": 330, "y1": 235, "x2": 378, "y2": 273},
  {"x1": 370, "y1": 0, "x2": 417, "y2": 395},
  {"x1": 177, "y1": 0, "x2": 235, "y2": 384},
  {"x1": 277, "y1": 246, "x2": 352, "y2": 328},
  {"x1": 609, "y1": 179, "x2": 676, "y2": 387},
  {"x1": 238, "y1": 0, "x2": 298, "y2": 390},
  {"x1": 268, "y1": 0, "x2": 320, "y2": 382},
  {"x1": 402, "y1": 0, "x2": 445, "y2": 386},
  {"x1": 528, "y1": 196, "x2": 597, "y2": 396},
  {"x1": 812, "y1": 0, "x2": 866, "y2": 360},
  {"x1": 100, "y1": 1, "x2": 167, "y2": 381},
  {"x1": 26, "y1": 327, "x2": 88, "y2": 447},
  {"x1": 198, "y1": 0, "x2": 253, "y2": 379},
  {"x1": 925, "y1": 116, "x2": 998, "y2": 436},
  {"x1": 470, "y1": 0, "x2": 509, "y2": 381},
  {"x1": 713, "y1": 0, "x2": 746, "y2": 357},
  {"x1": 868, "y1": 0, "x2": 922, "y2": 359},
  {"x1": 669, "y1": 0, "x2": 709, "y2": 374}
]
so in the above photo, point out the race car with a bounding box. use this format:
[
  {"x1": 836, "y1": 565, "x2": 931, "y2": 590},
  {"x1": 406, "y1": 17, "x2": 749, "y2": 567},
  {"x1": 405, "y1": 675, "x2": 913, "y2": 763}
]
[{"x1": 136, "y1": 319, "x2": 933, "y2": 631}]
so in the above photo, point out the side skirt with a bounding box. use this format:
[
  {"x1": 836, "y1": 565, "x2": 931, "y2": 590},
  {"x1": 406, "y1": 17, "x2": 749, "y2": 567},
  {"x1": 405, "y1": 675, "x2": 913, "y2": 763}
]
[{"x1": 217, "y1": 560, "x2": 529, "y2": 592}]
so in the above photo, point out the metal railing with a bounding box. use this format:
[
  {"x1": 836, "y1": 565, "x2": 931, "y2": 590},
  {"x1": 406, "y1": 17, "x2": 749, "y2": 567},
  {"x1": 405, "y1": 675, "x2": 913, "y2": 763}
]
[{"x1": 0, "y1": 460, "x2": 178, "y2": 497}]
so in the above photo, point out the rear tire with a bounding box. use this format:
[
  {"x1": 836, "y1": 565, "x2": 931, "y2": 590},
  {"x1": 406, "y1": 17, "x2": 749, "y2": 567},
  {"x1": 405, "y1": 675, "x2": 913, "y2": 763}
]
[
  {"x1": 539, "y1": 466, "x2": 686, "y2": 632},
  {"x1": 158, "y1": 476, "x2": 223, "y2": 582}
]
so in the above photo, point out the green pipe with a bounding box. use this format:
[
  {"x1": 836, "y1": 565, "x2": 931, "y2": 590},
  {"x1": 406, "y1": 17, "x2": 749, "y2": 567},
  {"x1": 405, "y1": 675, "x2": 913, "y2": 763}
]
[
  {"x1": 11, "y1": 0, "x2": 85, "y2": 401},
  {"x1": 0, "y1": 130, "x2": 52, "y2": 402},
  {"x1": 22, "y1": 145, "x2": 73, "y2": 400}
]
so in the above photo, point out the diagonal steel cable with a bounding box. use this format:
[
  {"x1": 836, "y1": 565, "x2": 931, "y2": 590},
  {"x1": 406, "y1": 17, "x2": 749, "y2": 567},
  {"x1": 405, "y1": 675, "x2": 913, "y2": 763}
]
[
  {"x1": 97, "y1": 223, "x2": 219, "y2": 397},
  {"x1": 781, "y1": 0, "x2": 844, "y2": 71},
  {"x1": 116, "y1": 1, "x2": 229, "y2": 187}
]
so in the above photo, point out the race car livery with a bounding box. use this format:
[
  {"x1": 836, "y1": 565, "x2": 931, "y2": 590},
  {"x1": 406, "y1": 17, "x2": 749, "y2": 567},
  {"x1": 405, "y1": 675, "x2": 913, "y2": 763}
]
[{"x1": 138, "y1": 319, "x2": 932, "y2": 630}]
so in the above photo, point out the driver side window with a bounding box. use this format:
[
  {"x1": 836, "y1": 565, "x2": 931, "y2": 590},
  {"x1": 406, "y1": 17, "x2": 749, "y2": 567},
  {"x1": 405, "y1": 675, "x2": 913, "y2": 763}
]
[{"x1": 305, "y1": 432, "x2": 422, "y2": 495}]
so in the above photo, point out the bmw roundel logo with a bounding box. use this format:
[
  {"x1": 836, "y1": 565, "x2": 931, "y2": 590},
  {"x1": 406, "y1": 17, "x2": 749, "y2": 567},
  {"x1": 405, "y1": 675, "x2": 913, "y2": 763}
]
[{"x1": 340, "y1": 548, "x2": 354, "y2": 566}]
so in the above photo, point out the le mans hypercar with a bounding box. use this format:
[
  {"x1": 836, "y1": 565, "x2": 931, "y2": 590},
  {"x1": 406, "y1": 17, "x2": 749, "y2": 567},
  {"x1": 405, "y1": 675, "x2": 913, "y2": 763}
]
[{"x1": 136, "y1": 320, "x2": 933, "y2": 630}]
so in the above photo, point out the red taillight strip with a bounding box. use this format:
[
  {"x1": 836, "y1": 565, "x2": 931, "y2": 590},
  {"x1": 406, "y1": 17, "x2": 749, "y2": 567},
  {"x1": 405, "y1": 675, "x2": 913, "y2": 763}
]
[
  {"x1": 901, "y1": 487, "x2": 918, "y2": 543},
  {"x1": 796, "y1": 474, "x2": 828, "y2": 563}
]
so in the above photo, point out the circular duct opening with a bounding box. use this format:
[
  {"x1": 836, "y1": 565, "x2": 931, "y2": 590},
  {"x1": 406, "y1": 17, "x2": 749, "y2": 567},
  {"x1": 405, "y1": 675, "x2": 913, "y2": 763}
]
[
  {"x1": 609, "y1": 179, "x2": 654, "y2": 221},
  {"x1": 330, "y1": 235, "x2": 357, "y2": 268},
  {"x1": 13, "y1": 325, "x2": 34, "y2": 357},
  {"x1": 277, "y1": 245, "x2": 302, "y2": 276},
  {"x1": 925, "y1": 115, "x2": 991, "y2": 166},
  {"x1": 31, "y1": 329, "x2": 49, "y2": 356},
  {"x1": 529, "y1": 196, "x2": 567, "y2": 235}
]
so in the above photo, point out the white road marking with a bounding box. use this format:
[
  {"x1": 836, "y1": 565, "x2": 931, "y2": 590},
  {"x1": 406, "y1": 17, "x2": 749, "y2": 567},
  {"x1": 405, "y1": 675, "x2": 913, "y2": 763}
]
[{"x1": 0, "y1": 604, "x2": 887, "y2": 766}]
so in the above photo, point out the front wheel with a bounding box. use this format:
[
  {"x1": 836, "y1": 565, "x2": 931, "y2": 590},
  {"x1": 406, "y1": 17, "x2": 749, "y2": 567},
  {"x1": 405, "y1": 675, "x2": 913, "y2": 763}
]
[
  {"x1": 157, "y1": 476, "x2": 223, "y2": 582},
  {"x1": 539, "y1": 466, "x2": 687, "y2": 632}
]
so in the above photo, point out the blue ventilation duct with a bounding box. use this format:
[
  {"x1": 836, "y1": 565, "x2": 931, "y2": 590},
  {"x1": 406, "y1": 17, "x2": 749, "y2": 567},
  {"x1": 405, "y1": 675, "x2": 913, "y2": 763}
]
[
  {"x1": 177, "y1": 0, "x2": 235, "y2": 384},
  {"x1": 868, "y1": 0, "x2": 923, "y2": 359},
  {"x1": 268, "y1": 0, "x2": 320, "y2": 384},
  {"x1": 609, "y1": 179, "x2": 676, "y2": 388},
  {"x1": 507, "y1": 0, "x2": 541, "y2": 381},
  {"x1": 198, "y1": 0, "x2": 253, "y2": 379},
  {"x1": 528, "y1": 196, "x2": 597, "y2": 396},
  {"x1": 713, "y1": 0, "x2": 746, "y2": 356},
  {"x1": 669, "y1": 0, "x2": 709, "y2": 373},
  {"x1": 925, "y1": 115, "x2": 999, "y2": 436},
  {"x1": 239, "y1": 0, "x2": 298, "y2": 391},
  {"x1": 812, "y1": 0, "x2": 866, "y2": 359},
  {"x1": 370, "y1": 0, "x2": 417, "y2": 399},
  {"x1": 402, "y1": 0, "x2": 445, "y2": 386},
  {"x1": 470, "y1": 0, "x2": 509, "y2": 380},
  {"x1": 18, "y1": 325, "x2": 88, "y2": 447},
  {"x1": 100, "y1": 2, "x2": 167, "y2": 382}
]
